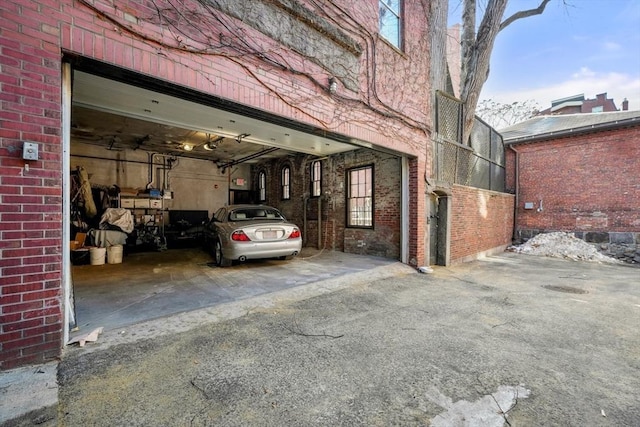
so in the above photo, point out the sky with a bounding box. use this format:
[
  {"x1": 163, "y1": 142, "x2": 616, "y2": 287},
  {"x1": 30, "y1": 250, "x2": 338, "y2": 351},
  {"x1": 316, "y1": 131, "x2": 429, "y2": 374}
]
[{"x1": 449, "y1": 0, "x2": 640, "y2": 111}]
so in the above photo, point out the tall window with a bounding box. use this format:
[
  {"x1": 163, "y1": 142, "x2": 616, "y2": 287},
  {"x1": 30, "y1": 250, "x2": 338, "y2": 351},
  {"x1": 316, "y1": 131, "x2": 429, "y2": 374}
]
[
  {"x1": 347, "y1": 166, "x2": 373, "y2": 228},
  {"x1": 281, "y1": 166, "x2": 290, "y2": 200},
  {"x1": 379, "y1": 0, "x2": 401, "y2": 49},
  {"x1": 311, "y1": 160, "x2": 322, "y2": 197},
  {"x1": 258, "y1": 171, "x2": 266, "y2": 202}
]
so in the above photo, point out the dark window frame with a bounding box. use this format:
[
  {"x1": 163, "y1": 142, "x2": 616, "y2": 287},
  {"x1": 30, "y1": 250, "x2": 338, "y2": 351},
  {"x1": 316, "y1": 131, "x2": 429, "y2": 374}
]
[
  {"x1": 346, "y1": 164, "x2": 374, "y2": 229},
  {"x1": 310, "y1": 160, "x2": 322, "y2": 198},
  {"x1": 281, "y1": 165, "x2": 291, "y2": 200},
  {"x1": 258, "y1": 170, "x2": 267, "y2": 202}
]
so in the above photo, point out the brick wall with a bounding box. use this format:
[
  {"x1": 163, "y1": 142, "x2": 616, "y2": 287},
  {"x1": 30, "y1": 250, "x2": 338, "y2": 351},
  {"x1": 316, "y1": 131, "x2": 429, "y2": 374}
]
[
  {"x1": 450, "y1": 185, "x2": 515, "y2": 263},
  {"x1": 509, "y1": 126, "x2": 640, "y2": 237},
  {"x1": 0, "y1": 1, "x2": 64, "y2": 369},
  {"x1": 1, "y1": 0, "x2": 433, "y2": 368},
  {"x1": 255, "y1": 149, "x2": 403, "y2": 259}
]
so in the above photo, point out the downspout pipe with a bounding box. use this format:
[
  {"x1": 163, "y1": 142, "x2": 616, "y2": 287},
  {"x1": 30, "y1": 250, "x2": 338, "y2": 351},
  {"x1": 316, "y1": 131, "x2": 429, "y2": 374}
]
[
  {"x1": 317, "y1": 197, "x2": 322, "y2": 249},
  {"x1": 509, "y1": 145, "x2": 519, "y2": 242}
]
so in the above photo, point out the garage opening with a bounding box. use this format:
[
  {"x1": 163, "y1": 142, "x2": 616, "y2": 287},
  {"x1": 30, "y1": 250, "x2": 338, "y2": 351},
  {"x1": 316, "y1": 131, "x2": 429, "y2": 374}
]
[{"x1": 64, "y1": 59, "x2": 406, "y2": 340}]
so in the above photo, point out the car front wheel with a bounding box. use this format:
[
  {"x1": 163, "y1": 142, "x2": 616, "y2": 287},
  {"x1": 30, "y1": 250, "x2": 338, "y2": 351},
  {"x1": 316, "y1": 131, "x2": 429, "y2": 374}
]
[{"x1": 215, "y1": 239, "x2": 232, "y2": 267}]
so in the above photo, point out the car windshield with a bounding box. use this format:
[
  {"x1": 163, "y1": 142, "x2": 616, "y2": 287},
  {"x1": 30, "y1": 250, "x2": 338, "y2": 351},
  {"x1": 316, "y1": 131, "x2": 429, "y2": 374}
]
[{"x1": 228, "y1": 208, "x2": 284, "y2": 221}]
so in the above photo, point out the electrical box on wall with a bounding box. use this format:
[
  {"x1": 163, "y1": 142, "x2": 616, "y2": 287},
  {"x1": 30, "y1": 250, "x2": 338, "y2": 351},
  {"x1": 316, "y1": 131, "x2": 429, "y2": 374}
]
[
  {"x1": 22, "y1": 141, "x2": 39, "y2": 161},
  {"x1": 524, "y1": 202, "x2": 534, "y2": 210}
]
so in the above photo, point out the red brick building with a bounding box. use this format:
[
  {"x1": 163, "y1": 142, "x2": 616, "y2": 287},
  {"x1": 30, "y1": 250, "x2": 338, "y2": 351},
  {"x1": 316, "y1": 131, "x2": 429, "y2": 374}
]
[
  {"x1": 503, "y1": 111, "x2": 640, "y2": 258},
  {"x1": 537, "y1": 92, "x2": 628, "y2": 115},
  {"x1": 0, "y1": 0, "x2": 513, "y2": 369}
]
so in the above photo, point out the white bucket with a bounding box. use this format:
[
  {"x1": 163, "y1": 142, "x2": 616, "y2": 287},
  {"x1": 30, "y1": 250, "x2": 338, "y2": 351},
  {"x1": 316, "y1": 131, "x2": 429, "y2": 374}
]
[
  {"x1": 107, "y1": 245, "x2": 123, "y2": 264},
  {"x1": 89, "y1": 247, "x2": 106, "y2": 265}
]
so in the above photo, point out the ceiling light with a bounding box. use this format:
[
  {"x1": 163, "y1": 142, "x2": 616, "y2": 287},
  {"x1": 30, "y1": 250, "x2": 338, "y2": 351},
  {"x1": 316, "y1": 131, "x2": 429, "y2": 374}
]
[
  {"x1": 182, "y1": 143, "x2": 193, "y2": 151},
  {"x1": 203, "y1": 135, "x2": 224, "y2": 150}
]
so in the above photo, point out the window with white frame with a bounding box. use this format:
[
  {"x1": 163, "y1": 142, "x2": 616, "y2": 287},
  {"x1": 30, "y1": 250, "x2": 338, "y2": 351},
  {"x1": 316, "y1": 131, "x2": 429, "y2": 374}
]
[
  {"x1": 311, "y1": 160, "x2": 322, "y2": 197},
  {"x1": 281, "y1": 166, "x2": 290, "y2": 200},
  {"x1": 379, "y1": 0, "x2": 401, "y2": 49},
  {"x1": 258, "y1": 171, "x2": 266, "y2": 202},
  {"x1": 347, "y1": 165, "x2": 373, "y2": 228}
]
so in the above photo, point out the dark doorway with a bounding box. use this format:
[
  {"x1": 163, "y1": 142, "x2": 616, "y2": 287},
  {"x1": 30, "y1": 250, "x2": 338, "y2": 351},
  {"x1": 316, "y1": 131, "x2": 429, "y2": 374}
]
[{"x1": 429, "y1": 193, "x2": 448, "y2": 266}]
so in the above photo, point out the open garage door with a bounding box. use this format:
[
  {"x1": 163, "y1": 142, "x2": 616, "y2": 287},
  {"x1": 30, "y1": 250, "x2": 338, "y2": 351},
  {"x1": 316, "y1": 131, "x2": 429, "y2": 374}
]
[{"x1": 64, "y1": 61, "x2": 407, "y2": 342}]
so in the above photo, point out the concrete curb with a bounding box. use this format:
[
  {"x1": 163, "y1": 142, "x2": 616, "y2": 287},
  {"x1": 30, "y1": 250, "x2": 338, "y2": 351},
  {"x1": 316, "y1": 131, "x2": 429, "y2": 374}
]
[{"x1": 0, "y1": 362, "x2": 58, "y2": 425}]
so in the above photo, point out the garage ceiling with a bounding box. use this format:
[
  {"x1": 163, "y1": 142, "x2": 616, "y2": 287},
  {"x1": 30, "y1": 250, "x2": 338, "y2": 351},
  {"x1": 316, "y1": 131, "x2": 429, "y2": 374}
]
[{"x1": 71, "y1": 71, "x2": 360, "y2": 165}]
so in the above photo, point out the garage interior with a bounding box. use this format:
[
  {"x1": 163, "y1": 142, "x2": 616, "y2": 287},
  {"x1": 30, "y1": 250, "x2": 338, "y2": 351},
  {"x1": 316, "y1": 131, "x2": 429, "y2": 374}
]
[{"x1": 67, "y1": 67, "x2": 403, "y2": 337}]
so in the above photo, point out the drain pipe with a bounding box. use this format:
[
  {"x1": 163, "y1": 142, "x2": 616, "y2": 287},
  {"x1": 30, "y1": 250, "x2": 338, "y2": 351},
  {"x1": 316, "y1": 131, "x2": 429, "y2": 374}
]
[
  {"x1": 317, "y1": 196, "x2": 322, "y2": 249},
  {"x1": 510, "y1": 145, "x2": 520, "y2": 241},
  {"x1": 147, "y1": 152, "x2": 154, "y2": 188},
  {"x1": 302, "y1": 194, "x2": 308, "y2": 246}
]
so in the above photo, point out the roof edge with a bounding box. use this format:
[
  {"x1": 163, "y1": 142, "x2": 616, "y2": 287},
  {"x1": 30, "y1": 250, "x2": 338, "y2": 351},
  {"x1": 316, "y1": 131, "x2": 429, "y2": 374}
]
[{"x1": 504, "y1": 116, "x2": 640, "y2": 145}]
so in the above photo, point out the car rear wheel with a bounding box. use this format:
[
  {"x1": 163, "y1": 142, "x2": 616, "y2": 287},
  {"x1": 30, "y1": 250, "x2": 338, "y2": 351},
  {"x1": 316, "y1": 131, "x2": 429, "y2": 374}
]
[{"x1": 215, "y1": 239, "x2": 232, "y2": 267}]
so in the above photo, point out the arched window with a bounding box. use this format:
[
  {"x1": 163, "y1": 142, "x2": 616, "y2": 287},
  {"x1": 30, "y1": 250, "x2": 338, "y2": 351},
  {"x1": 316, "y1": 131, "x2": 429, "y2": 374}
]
[
  {"x1": 258, "y1": 171, "x2": 266, "y2": 202},
  {"x1": 311, "y1": 160, "x2": 322, "y2": 197},
  {"x1": 281, "y1": 166, "x2": 290, "y2": 200}
]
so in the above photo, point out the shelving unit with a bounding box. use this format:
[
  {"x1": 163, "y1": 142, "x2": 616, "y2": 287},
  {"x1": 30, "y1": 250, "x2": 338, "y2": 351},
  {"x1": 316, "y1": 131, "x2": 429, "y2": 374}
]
[{"x1": 120, "y1": 194, "x2": 168, "y2": 250}]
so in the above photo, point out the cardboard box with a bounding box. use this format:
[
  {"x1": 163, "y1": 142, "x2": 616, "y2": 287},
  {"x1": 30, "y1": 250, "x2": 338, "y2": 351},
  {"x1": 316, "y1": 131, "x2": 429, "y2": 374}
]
[
  {"x1": 121, "y1": 198, "x2": 135, "y2": 208},
  {"x1": 120, "y1": 187, "x2": 139, "y2": 196},
  {"x1": 134, "y1": 198, "x2": 151, "y2": 208},
  {"x1": 74, "y1": 232, "x2": 87, "y2": 247}
]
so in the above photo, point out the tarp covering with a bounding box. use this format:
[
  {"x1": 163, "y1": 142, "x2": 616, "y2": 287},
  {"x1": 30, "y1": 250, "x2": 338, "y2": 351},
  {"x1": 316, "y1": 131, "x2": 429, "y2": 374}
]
[{"x1": 99, "y1": 208, "x2": 134, "y2": 234}]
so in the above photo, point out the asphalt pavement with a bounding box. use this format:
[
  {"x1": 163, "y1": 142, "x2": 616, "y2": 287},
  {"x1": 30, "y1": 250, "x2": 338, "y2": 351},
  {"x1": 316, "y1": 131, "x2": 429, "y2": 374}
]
[{"x1": 2, "y1": 252, "x2": 639, "y2": 426}]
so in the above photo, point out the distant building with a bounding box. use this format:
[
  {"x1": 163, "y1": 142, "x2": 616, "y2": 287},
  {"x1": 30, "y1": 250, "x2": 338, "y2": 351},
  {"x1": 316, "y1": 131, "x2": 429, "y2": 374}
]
[
  {"x1": 502, "y1": 110, "x2": 640, "y2": 263},
  {"x1": 537, "y1": 93, "x2": 629, "y2": 115}
]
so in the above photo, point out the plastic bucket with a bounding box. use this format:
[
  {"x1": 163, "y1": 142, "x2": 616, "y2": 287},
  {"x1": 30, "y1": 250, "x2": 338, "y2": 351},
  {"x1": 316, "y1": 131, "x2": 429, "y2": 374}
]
[
  {"x1": 89, "y1": 247, "x2": 106, "y2": 265},
  {"x1": 107, "y1": 245, "x2": 123, "y2": 264}
]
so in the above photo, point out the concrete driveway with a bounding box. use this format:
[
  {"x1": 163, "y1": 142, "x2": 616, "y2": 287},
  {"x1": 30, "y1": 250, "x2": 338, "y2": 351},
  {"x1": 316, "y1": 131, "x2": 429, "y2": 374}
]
[{"x1": 4, "y1": 252, "x2": 639, "y2": 426}]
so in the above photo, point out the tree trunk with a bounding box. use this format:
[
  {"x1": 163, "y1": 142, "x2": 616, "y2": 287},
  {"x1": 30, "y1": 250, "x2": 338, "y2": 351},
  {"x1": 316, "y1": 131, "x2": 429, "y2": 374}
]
[{"x1": 459, "y1": 0, "x2": 508, "y2": 145}]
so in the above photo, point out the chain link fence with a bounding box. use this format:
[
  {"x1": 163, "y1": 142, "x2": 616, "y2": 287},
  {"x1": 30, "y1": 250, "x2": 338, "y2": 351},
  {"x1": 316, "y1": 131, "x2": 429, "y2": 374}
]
[{"x1": 433, "y1": 91, "x2": 505, "y2": 192}]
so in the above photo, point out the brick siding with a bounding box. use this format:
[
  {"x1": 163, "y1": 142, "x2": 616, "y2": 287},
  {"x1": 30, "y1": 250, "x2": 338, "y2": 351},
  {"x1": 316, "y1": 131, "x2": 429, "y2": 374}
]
[
  {"x1": 507, "y1": 126, "x2": 640, "y2": 237},
  {"x1": 1, "y1": 0, "x2": 437, "y2": 368},
  {"x1": 450, "y1": 185, "x2": 515, "y2": 263}
]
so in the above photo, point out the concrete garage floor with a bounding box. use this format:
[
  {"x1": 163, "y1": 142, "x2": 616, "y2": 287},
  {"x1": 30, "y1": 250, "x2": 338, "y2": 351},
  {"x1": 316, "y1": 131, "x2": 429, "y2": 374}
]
[{"x1": 70, "y1": 247, "x2": 398, "y2": 337}]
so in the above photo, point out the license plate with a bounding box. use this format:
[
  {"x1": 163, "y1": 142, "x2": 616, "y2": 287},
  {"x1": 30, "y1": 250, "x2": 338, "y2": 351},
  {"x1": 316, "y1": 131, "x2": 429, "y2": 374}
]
[{"x1": 262, "y1": 230, "x2": 277, "y2": 239}]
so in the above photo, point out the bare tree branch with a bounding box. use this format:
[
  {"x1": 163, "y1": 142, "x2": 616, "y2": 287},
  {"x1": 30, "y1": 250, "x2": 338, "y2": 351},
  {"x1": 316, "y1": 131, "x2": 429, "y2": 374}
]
[{"x1": 499, "y1": 0, "x2": 552, "y2": 32}]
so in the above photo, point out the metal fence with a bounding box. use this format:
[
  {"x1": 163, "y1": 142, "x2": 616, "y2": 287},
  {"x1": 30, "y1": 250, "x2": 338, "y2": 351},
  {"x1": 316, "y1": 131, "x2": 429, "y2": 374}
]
[{"x1": 434, "y1": 91, "x2": 505, "y2": 192}]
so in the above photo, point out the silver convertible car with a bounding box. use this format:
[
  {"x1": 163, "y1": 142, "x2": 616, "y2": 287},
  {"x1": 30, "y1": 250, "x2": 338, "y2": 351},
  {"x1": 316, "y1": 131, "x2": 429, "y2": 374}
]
[{"x1": 204, "y1": 205, "x2": 302, "y2": 267}]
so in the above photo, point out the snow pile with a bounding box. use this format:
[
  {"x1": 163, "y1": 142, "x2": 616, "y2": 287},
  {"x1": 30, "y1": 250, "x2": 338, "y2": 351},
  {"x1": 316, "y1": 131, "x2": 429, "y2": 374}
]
[{"x1": 509, "y1": 232, "x2": 620, "y2": 263}]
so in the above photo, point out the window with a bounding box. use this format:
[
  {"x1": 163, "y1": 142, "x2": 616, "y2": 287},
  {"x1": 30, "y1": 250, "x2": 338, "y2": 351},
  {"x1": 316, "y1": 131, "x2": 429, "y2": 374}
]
[
  {"x1": 379, "y1": 0, "x2": 401, "y2": 49},
  {"x1": 281, "y1": 166, "x2": 290, "y2": 200},
  {"x1": 311, "y1": 161, "x2": 322, "y2": 197},
  {"x1": 347, "y1": 166, "x2": 373, "y2": 228},
  {"x1": 229, "y1": 207, "x2": 284, "y2": 221},
  {"x1": 258, "y1": 171, "x2": 266, "y2": 202}
]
